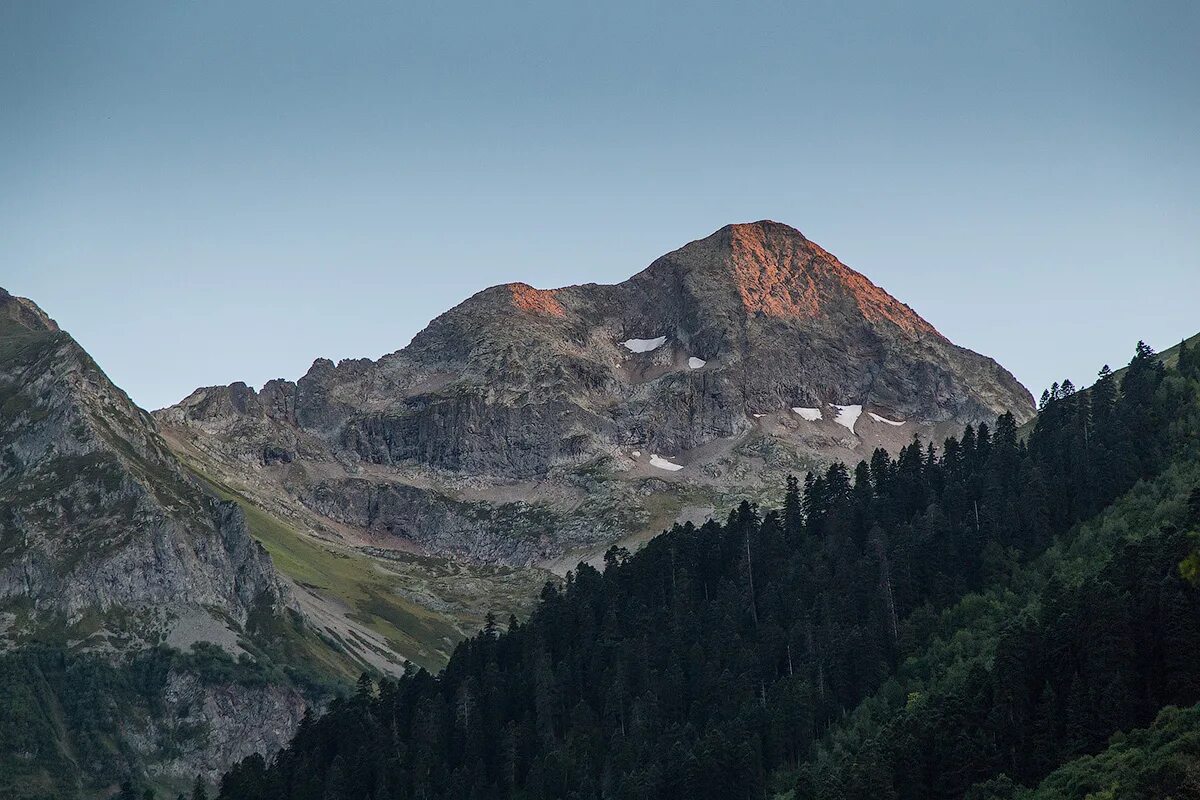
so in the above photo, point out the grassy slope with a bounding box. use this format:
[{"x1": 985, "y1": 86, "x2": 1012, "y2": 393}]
[
  {"x1": 159, "y1": 413, "x2": 556, "y2": 673},
  {"x1": 198, "y1": 472, "x2": 467, "y2": 672}
]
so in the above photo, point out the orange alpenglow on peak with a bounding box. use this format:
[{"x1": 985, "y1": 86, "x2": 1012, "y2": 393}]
[
  {"x1": 508, "y1": 283, "x2": 566, "y2": 317},
  {"x1": 723, "y1": 221, "x2": 942, "y2": 339}
]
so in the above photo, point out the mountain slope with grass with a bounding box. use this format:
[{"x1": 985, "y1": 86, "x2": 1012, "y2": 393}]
[{"x1": 210, "y1": 334, "x2": 1200, "y2": 800}]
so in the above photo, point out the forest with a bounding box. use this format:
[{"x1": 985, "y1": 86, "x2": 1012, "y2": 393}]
[{"x1": 190, "y1": 340, "x2": 1200, "y2": 798}]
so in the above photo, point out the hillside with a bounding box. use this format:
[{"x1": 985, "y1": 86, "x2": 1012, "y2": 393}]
[
  {"x1": 0, "y1": 289, "x2": 372, "y2": 797},
  {"x1": 0, "y1": 289, "x2": 282, "y2": 625},
  {"x1": 1124, "y1": 330, "x2": 1200, "y2": 376},
  {"x1": 209, "y1": 336, "x2": 1200, "y2": 800},
  {"x1": 1020, "y1": 330, "x2": 1200, "y2": 440}
]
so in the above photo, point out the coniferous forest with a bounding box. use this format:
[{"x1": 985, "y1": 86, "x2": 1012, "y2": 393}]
[{"x1": 205, "y1": 340, "x2": 1200, "y2": 800}]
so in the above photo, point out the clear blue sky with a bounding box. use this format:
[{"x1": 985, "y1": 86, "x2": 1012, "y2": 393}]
[{"x1": 3, "y1": 1, "x2": 1197, "y2": 410}]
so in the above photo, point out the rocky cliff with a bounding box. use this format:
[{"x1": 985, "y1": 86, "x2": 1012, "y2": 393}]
[{"x1": 159, "y1": 222, "x2": 1035, "y2": 567}]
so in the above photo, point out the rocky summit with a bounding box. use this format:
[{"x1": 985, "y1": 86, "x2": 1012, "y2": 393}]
[{"x1": 158, "y1": 222, "x2": 1035, "y2": 569}]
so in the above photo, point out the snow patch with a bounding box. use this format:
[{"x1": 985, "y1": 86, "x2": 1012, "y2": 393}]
[
  {"x1": 792, "y1": 407, "x2": 822, "y2": 421},
  {"x1": 752, "y1": 413, "x2": 766, "y2": 418},
  {"x1": 631, "y1": 450, "x2": 641, "y2": 457},
  {"x1": 649, "y1": 454, "x2": 684, "y2": 472},
  {"x1": 688, "y1": 357, "x2": 706, "y2": 369},
  {"x1": 868, "y1": 412, "x2": 905, "y2": 426},
  {"x1": 622, "y1": 336, "x2": 667, "y2": 353},
  {"x1": 831, "y1": 404, "x2": 863, "y2": 433}
]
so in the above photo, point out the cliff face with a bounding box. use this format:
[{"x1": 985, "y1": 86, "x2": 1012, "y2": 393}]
[
  {"x1": 160, "y1": 222, "x2": 1034, "y2": 566},
  {"x1": 135, "y1": 670, "x2": 311, "y2": 786}
]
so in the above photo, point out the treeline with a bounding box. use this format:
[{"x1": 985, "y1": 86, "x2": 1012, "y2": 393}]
[{"x1": 208, "y1": 341, "x2": 1200, "y2": 800}]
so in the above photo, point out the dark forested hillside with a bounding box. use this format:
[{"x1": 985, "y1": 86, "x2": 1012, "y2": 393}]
[
  {"x1": 1011, "y1": 702, "x2": 1200, "y2": 799},
  {"x1": 210, "y1": 339, "x2": 1200, "y2": 800}
]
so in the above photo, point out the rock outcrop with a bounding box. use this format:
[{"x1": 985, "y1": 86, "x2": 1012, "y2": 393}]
[{"x1": 137, "y1": 670, "x2": 311, "y2": 785}]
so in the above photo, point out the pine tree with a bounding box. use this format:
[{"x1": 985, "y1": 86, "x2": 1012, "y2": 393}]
[
  {"x1": 1178, "y1": 337, "x2": 1200, "y2": 379},
  {"x1": 783, "y1": 474, "x2": 803, "y2": 540}
]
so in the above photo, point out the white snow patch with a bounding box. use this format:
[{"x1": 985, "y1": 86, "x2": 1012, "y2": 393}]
[
  {"x1": 831, "y1": 404, "x2": 863, "y2": 433},
  {"x1": 753, "y1": 413, "x2": 766, "y2": 418},
  {"x1": 622, "y1": 336, "x2": 667, "y2": 353},
  {"x1": 631, "y1": 450, "x2": 641, "y2": 457},
  {"x1": 688, "y1": 357, "x2": 706, "y2": 369},
  {"x1": 649, "y1": 454, "x2": 684, "y2": 472},
  {"x1": 867, "y1": 412, "x2": 905, "y2": 426},
  {"x1": 792, "y1": 407, "x2": 822, "y2": 421}
]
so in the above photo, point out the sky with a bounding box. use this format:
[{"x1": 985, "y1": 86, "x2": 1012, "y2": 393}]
[{"x1": 3, "y1": 1, "x2": 1197, "y2": 411}]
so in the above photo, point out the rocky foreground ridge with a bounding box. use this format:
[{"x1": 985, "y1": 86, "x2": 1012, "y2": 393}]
[{"x1": 159, "y1": 221, "x2": 1035, "y2": 567}]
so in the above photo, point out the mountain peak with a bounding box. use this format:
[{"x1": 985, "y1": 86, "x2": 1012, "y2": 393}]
[
  {"x1": 722, "y1": 219, "x2": 810, "y2": 240},
  {"x1": 647, "y1": 222, "x2": 941, "y2": 339},
  {"x1": 161, "y1": 220, "x2": 1034, "y2": 570},
  {"x1": 0, "y1": 288, "x2": 60, "y2": 334}
]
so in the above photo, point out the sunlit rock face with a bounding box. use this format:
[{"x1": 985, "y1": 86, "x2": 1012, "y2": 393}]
[{"x1": 159, "y1": 222, "x2": 1034, "y2": 565}]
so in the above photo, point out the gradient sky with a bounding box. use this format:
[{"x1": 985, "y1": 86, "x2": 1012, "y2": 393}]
[{"x1": 3, "y1": 1, "x2": 1197, "y2": 411}]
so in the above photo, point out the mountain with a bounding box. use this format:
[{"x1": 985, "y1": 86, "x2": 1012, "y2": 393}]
[
  {"x1": 209, "y1": 337, "x2": 1200, "y2": 800},
  {"x1": 0, "y1": 289, "x2": 345, "y2": 797},
  {"x1": 158, "y1": 221, "x2": 1034, "y2": 578}
]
